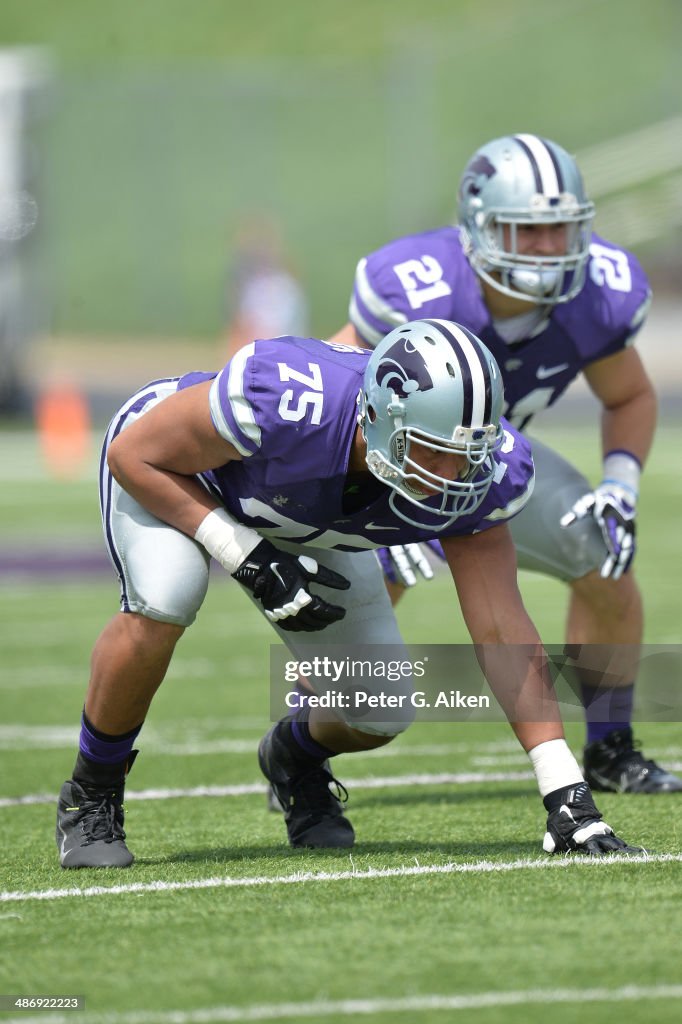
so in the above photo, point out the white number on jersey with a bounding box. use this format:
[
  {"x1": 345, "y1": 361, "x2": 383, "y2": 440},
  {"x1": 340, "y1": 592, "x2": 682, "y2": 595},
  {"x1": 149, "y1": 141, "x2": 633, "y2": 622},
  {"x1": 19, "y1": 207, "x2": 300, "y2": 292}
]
[
  {"x1": 277, "y1": 362, "x2": 324, "y2": 425},
  {"x1": 321, "y1": 340, "x2": 365, "y2": 354},
  {"x1": 505, "y1": 387, "x2": 555, "y2": 427},
  {"x1": 589, "y1": 243, "x2": 632, "y2": 293},
  {"x1": 239, "y1": 498, "x2": 377, "y2": 550},
  {"x1": 393, "y1": 255, "x2": 452, "y2": 310},
  {"x1": 492, "y1": 429, "x2": 515, "y2": 483}
]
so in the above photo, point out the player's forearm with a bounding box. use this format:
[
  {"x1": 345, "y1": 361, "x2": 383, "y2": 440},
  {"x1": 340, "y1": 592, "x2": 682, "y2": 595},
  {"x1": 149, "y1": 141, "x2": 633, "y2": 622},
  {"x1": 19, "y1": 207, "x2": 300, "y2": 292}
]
[
  {"x1": 601, "y1": 380, "x2": 657, "y2": 467},
  {"x1": 460, "y1": 593, "x2": 564, "y2": 744},
  {"x1": 455, "y1": 557, "x2": 541, "y2": 648},
  {"x1": 107, "y1": 444, "x2": 219, "y2": 537},
  {"x1": 476, "y1": 639, "x2": 564, "y2": 745},
  {"x1": 458, "y1": 575, "x2": 565, "y2": 746},
  {"x1": 475, "y1": 619, "x2": 582, "y2": 787}
]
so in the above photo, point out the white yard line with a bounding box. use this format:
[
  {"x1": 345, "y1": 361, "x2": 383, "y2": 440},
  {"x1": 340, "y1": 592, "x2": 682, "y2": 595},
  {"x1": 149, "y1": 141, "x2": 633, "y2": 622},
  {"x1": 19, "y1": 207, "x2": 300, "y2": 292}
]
[
  {"x1": 2, "y1": 724, "x2": 682, "y2": 761},
  {"x1": 0, "y1": 724, "x2": 519, "y2": 756},
  {"x1": 4, "y1": 985, "x2": 682, "y2": 1024},
  {"x1": 0, "y1": 771, "x2": 536, "y2": 808},
  {"x1": 8, "y1": 756, "x2": 682, "y2": 809},
  {"x1": 3, "y1": 721, "x2": 682, "y2": 765},
  {"x1": 2, "y1": 853, "x2": 682, "y2": 906}
]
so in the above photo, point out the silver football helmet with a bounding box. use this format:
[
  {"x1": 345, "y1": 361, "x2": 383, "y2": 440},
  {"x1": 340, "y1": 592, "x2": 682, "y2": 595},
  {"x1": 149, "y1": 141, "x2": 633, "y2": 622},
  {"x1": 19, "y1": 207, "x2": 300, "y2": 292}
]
[
  {"x1": 359, "y1": 319, "x2": 504, "y2": 531},
  {"x1": 458, "y1": 134, "x2": 594, "y2": 304}
]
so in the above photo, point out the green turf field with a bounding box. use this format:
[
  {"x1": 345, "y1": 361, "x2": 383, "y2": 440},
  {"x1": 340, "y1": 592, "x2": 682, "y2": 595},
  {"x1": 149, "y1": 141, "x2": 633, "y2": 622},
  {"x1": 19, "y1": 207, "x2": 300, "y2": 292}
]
[{"x1": 1, "y1": 421, "x2": 681, "y2": 1022}]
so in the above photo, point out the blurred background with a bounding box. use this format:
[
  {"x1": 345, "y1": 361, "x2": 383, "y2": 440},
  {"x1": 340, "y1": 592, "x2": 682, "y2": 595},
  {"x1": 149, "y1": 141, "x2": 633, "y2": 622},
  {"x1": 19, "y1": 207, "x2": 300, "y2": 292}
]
[{"x1": 0, "y1": 0, "x2": 679, "y2": 426}]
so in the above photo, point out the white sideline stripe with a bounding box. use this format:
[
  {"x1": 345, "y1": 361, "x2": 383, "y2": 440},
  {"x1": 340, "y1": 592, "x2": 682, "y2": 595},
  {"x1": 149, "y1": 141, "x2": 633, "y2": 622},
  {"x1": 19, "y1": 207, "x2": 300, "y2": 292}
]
[
  {"x1": 0, "y1": 725, "x2": 517, "y2": 755},
  {"x1": 7, "y1": 762, "x2": 682, "y2": 809},
  {"x1": 6, "y1": 720, "x2": 682, "y2": 762},
  {"x1": 5, "y1": 987, "x2": 682, "y2": 1024},
  {"x1": 0, "y1": 771, "x2": 536, "y2": 808},
  {"x1": 2, "y1": 854, "x2": 682, "y2": 905}
]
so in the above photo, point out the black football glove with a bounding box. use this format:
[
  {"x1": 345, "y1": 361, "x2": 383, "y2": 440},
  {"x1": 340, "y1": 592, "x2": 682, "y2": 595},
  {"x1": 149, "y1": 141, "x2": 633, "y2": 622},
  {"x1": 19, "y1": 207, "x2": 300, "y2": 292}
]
[
  {"x1": 232, "y1": 540, "x2": 350, "y2": 632},
  {"x1": 543, "y1": 782, "x2": 644, "y2": 856}
]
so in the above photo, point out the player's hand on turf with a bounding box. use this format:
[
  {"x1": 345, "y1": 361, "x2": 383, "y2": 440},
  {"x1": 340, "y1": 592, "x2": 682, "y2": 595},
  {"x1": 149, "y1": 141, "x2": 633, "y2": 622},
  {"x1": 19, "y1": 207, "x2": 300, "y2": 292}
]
[
  {"x1": 543, "y1": 782, "x2": 643, "y2": 856},
  {"x1": 376, "y1": 541, "x2": 445, "y2": 587},
  {"x1": 560, "y1": 484, "x2": 636, "y2": 580},
  {"x1": 232, "y1": 540, "x2": 350, "y2": 631}
]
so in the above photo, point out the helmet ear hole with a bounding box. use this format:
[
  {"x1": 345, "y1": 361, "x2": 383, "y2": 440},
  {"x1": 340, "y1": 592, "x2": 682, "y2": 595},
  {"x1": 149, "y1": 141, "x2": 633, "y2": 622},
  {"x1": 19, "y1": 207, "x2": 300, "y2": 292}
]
[{"x1": 367, "y1": 403, "x2": 377, "y2": 424}]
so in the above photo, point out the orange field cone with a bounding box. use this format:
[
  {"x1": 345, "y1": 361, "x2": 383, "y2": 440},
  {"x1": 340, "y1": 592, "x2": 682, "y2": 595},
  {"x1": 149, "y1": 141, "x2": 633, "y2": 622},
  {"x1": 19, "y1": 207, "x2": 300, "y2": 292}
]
[{"x1": 35, "y1": 382, "x2": 92, "y2": 479}]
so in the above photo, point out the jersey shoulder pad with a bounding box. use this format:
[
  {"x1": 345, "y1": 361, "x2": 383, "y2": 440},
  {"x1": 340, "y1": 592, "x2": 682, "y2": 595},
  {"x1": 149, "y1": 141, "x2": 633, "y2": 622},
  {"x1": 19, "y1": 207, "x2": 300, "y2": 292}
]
[
  {"x1": 209, "y1": 341, "x2": 264, "y2": 457},
  {"x1": 568, "y1": 234, "x2": 652, "y2": 358},
  {"x1": 479, "y1": 421, "x2": 535, "y2": 527},
  {"x1": 350, "y1": 226, "x2": 465, "y2": 347},
  {"x1": 210, "y1": 337, "x2": 363, "y2": 459}
]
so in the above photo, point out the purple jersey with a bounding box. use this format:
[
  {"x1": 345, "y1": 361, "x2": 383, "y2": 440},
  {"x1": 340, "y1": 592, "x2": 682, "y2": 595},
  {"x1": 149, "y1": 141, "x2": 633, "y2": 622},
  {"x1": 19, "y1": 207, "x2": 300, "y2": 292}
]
[
  {"x1": 350, "y1": 227, "x2": 651, "y2": 429},
  {"x1": 178, "y1": 337, "x2": 534, "y2": 552}
]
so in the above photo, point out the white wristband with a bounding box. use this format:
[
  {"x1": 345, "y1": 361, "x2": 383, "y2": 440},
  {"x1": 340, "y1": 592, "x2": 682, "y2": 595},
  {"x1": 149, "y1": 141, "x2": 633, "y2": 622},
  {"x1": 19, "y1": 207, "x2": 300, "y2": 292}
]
[
  {"x1": 194, "y1": 508, "x2": 262, "y2": 574},
  {"x1": 528, "y1": 738, "x2": 584, "y2": 798},
  {"x1": 601, "y1": 451, "x2": 641, "y2": 501}
]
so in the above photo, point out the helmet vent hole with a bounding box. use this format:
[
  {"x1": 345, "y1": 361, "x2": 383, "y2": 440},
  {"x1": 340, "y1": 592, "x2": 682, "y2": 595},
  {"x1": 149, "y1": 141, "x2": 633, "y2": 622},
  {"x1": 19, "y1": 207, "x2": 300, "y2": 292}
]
[
  {"x1": 446, "y1": 362, "x2": 456, "y2": 378},
  {"x1": 424, "y1": 334, "x2": 437, "y2": 345}
]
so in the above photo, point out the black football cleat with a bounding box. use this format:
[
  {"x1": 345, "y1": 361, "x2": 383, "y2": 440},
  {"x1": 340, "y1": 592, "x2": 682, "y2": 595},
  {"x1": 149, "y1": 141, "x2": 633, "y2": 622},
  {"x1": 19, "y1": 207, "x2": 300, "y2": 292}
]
[
  {"x1": 56, "y1": 778, "x2": 134, "y2": 868},
  {"x1": 266, "y1": 783, "x2": 283, "y2": 813},
  {"x1": 258, "y1": 726, "x2": 355, "y2": 848},
  {"x1": 584, "y1": 727, "x2": 682, "y2": 794},
  {"x1": 266, "y1": 759, "x2": 332, "y2": 813}
]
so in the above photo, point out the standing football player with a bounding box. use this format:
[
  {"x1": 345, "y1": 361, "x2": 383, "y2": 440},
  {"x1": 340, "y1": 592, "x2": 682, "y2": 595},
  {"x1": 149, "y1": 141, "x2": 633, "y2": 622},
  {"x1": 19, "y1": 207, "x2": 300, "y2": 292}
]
[
  {"x1": 55, "y1": 319, "x2": 640, "y2": 867},
  {"x1": 330, "y1": 133, "x2": 680, "y2": 795}
]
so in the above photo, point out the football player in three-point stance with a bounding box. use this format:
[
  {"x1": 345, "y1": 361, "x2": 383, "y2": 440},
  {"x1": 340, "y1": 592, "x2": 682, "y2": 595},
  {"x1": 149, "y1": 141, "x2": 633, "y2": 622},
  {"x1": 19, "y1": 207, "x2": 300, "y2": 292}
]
[
  {"x1": 330, "y1": 133, "x2": 681, "y2": 796},
  {"x1": 56, "y1": 319, "x2": 641, "y2": 866}
]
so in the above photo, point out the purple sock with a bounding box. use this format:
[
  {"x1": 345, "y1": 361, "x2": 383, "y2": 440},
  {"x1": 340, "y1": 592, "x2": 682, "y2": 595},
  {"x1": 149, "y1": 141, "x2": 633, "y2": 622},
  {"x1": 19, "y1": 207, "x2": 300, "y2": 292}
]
[
  {"x1": 582, "y1": 683, "x2": 634, "y2": 744},
  {"x1": 291, "y1": 717, "x2": 336, "y2": 762},
  {"x1": 79, "y1": 711, "x2": 142, "y2": 766}
]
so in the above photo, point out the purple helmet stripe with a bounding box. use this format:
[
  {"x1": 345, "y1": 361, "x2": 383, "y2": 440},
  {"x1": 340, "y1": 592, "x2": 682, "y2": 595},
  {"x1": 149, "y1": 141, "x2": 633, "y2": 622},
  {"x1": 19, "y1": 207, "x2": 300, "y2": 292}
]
[
  {"x1": 423, "y1": 319, "x2": 493, "y2": 426},
  {"x1": 423, "y1": 319, "x2": 473, "y2": 425}
]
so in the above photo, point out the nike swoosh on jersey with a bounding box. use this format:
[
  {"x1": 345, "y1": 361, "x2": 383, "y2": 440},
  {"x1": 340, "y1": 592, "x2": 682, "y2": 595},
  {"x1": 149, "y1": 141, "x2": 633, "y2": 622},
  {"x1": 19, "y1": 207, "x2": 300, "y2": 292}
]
[
  {"x1": 536, "y1": 363, "x2": 570, "y2": 379},
  {"x1": 365, "y1": 523, "x2": 401, "y2": 531}
]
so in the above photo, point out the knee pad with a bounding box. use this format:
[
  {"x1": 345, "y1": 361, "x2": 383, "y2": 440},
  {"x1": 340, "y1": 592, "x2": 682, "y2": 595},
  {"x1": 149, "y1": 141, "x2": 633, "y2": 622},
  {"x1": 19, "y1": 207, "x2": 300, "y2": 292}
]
[
  {"x1": 346, "y1": 714, "x2": 414, "y2": 738},
  {"x1": 339, "y1": 683, "x2": 417, "y2": 737}
]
